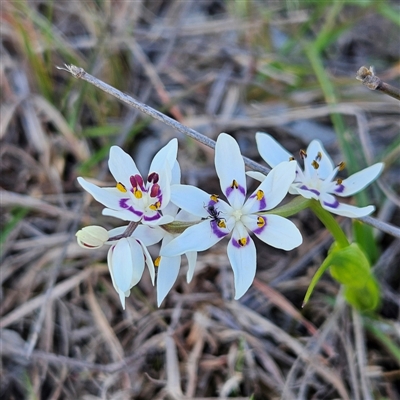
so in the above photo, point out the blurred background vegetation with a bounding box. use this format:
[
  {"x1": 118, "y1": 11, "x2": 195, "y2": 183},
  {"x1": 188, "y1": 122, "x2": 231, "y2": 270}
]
[{"x1": 1, "y1": 0, "x2": 399, "y2": 399}]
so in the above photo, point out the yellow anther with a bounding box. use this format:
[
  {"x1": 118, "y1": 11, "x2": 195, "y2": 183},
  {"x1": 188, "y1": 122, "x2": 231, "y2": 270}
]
[
  {"x1": 289, "y1": 156, "x2": 295, "y2": 161},
  {"x1": 231, "y1": 179, "x2": 239, "y2": 189},
  {"x1": 155, "y1": 256, "x2": 161, "y2": 267},
  {"x1": 336, "y1": 178, "x2": 343, "y2": 185},
  {"x1": 338, "y1": 161, "x2": 346, "y2": 171},
  {"x1": 116, "y1": 182, "x2": 127, "y2": 192},
  {"x1": 134, "y1": 189, "x2": 143, "y2": 199},
  {"x1": 238, "y1": 237, "x2": 248, "y2": 247},
  {"x1": 311, "y1": 160, "x2": 319, "y2": 170},
  {"x1": 217, "y1": 220, "x2": 226, "y2": 228},
  {"x1": 257, "y1": 216, "x2": 265, "y2": 227},
  {"x1": 149, "y1": 201, "x2": 161, "y2": 211},
  {"x1": 316, "y1": 151, "x2": 322, "y2": 161},
  {"x1": 256, "y1": 190, "x2": 264, "y2": 201},
  {"x1": 210, "y1": 194, "x2": 219, "y2": 202}
]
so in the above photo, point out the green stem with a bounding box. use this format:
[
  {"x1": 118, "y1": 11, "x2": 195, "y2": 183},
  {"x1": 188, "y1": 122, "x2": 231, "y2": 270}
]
[
  {"x1": 262, "y1": 196, "x2": 311, "y2": 218},
  {"x1": 309, "y1": 200, "x2": 349, "y2": 248}
]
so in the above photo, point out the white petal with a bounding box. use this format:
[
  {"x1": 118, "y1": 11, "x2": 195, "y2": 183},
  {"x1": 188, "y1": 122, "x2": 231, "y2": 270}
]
[
  {"x1": 170, "y1": 184, "x2": 212, "y2": 217},
  {"x1": 171, "y1": 161, "x2": 181, "y2": 185},
  {"x1": 142, "y1": 213, "x2": 174, "y2": 226},
  {"x1": 243, "y1": 161, "x2": 296, "y2": 214},
  {"x1": 255, "y1": 132, "x2": 293, "y2": 167},
  {"x1": 246, "y1": 171, "x2": 266, "y2": 182},
  {"x1": 78, "y1": 178, "x2": 125, "y2": 209},
  {"x1": 126, "y1": 237, "x2": 145, "y2": 287},
  {"x1": 102, "y1": 208, "x2": 142, "y2": 221},
  {"x1": 215, "y1": 133, "x2": 246, "y2": 208},
  {"x1": 293, "y1": 185, "x2": 320, "y2": 200},
  {"x1": 227, "y1": 231, "x2": 257, "y2": 299},
  {"x1": 304, "y1": 140, "x2": 334, "y2": 180},
  {"x1": 245, "y1": 214, "x2": 302, "y2": 250},
  {"x1": 139, "y1": 239, "x2": 155, "y2": 284},
  {"x1": 155, "y1": 168, "x2": 172, "y2": 209},
  {"x1": 176, "y1": 209, "x2": 200, "y2": 222},
  {"x1": 133, "y1": 225, "x2": 165, "y2": 246},
  {"x1": 110, "y1": 239, "x2": 135, "y2": 293},
  {"x1": 149, "y1": 138, "x2": 178, "y2": 174},
  {"x1": 185, "y1": 251, "x2": 197, "y2": 283},
  {"x1": 108, "y1": 146, "x2": 140, "y2": 188},
  {"x1": 161, "y1": 220, "x2": 226, "y2": 256},
  {"x1": 333, "y1": 163, "x2": 384, "y2": 197},
  {"x1": 320, "y1": 193, "x2": 376, "y2": 218},
  {"x1": 157, "y1": 255, "x2": 181, "y2": 306}
]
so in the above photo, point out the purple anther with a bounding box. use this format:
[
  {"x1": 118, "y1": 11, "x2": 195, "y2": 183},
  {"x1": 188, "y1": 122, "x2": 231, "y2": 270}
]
[{"x1": 148, "y1": 172, "x2": 159, "y2": 184}]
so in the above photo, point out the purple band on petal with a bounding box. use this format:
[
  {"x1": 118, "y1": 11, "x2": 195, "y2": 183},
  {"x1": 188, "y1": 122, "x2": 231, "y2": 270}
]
[
  {"x1": 210, "y1": 221, "x2": 229, "y2": 239},
  {"x1": 119, "y1": 199, "x2": 143, "y2": 216},
  {"x1": 143, "y1": 212, "x2": 161, "y2": 222},
  {"x1": 248, "y1": 193, "x2": 267, "y2": 211},
  {"x1": 323, "y1": 198, "x2": 340, "y2": 209},
  {"x1": 225, "y1": 184, "x2": 246, "y2": 198},
  {"x1": 299, "y1": 185, "x2": 320, "y2": 196},
  {"x1": 232, "y1": 236, "x2": 250, "y2": 248},
  {"x1": 334, "y1": 184, "x2": 344, "y2": 194}
]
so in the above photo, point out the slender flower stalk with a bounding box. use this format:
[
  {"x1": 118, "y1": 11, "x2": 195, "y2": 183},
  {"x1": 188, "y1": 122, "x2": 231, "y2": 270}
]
[{"x1": 161, "y1": 133, "x2": 302, "y2": 299}]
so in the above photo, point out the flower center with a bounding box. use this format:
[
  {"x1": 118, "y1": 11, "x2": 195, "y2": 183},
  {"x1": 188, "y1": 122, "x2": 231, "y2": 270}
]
[{"x1": 232, "y1": 209, "x2": 243, "y2": 222}]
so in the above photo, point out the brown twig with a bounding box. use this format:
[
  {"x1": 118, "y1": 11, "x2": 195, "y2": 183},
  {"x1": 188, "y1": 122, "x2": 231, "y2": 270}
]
[
  {"x1": 356, "y1": 66, "x2": 400, "y2": 101},
  {"x1": 56, "y1": 64, "x2": 269, "y2": 176}
]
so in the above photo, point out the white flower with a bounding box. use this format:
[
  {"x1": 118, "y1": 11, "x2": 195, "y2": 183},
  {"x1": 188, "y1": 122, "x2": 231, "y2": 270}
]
[
  {"x1": 77, "y1": 139, "x2": 178, "y2": 225},
  {"x1": 251, "y1": 133, "x2": 384, "y2": 218},
  {"x1": 131, "y1": 162, "x2": 198, "y2": 306},
  {"x1": 106, "y1": 234, "x2": 155, "y2": 309},
  {"x1": 161, "y1": 133, "x2": 302, "y2": 299}
]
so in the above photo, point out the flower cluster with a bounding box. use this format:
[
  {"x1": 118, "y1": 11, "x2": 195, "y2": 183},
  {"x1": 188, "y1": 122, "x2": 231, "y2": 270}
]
[{"x1": 76, "y1": 133, "x2": 383, "y2": 308}]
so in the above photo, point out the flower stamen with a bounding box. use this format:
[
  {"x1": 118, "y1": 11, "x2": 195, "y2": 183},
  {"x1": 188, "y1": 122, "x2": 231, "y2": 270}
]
[
  {"x1": 257, "y1": 216, "x2": 266, "y2": 227},
  {"x1": 238, "y1": 237, "x2": 248, "y2": 246},
  {"x1": 149, "y1": 201, "x2": 161, "y2": 210},
  {"x1": 210, "y1": 194, "x2": 219, "y2": 203},
  {"x1": 133, "y1": 188, "x2": 143, "y2": 199},
  {"x1": 116, "y1": 182, "x2": 127, "y2": 192},
  {"x1": 311, "y1": 160, "x2": 320, "y2": 170}
]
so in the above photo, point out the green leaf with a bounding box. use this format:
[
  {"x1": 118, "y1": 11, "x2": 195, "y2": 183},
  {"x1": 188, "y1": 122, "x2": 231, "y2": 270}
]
[
  {"x1": 343, "y1": 275, "x2": 380, "y2": 311},
  {"x1": 329, "y1": 243, "x2": 371, "y2": 287}
]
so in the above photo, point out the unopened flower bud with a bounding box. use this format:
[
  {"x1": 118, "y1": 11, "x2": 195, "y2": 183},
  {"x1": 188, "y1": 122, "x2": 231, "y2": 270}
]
[{"x1": 76, "y1": 226, "x2": 109, "y2": 249}]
